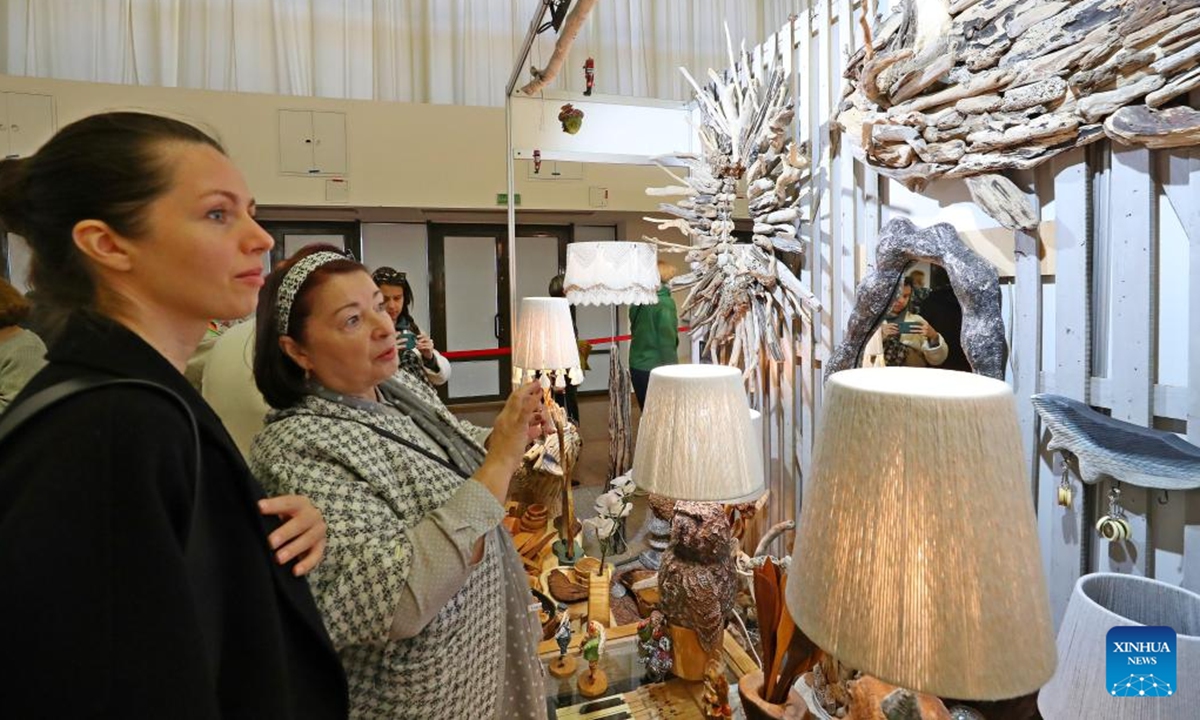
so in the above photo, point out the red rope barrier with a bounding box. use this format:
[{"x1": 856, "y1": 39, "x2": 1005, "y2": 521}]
[{"x1": 440, "y1": 327, "x2": 690, "y2": 361}]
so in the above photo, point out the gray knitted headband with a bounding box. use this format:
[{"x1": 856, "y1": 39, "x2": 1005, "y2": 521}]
[{"x1": 275, "y1": 251, "x2": 347, "y2": 335}]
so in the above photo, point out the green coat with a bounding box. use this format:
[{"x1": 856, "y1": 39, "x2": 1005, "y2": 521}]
[{"x1": 628, "y1": 285, "x2": 678, "y2": 371}]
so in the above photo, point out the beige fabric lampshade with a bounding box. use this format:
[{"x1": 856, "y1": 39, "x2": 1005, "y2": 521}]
[
  {"x1": 631, "y1": 364, "x2": 764, "y2": 503},
  {"x1": 786, "y1": 367, "x2": 1056, "y2": 700},
  {"x1": 511, "y1": 297, "x2": 581, "y2": 383},
  {"x1": 564, "y1": 241, "x2": 659, "y2": 306}
]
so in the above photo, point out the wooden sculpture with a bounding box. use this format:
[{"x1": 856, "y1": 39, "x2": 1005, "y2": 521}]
[
  {"x1": 838, "y1": 0, "x2": 1200, "y2": 229},
  {"x1": 644, "y1": 29, "x2": 818, "y2": 387}
]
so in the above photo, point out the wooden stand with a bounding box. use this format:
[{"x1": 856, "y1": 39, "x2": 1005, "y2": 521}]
[
  {"x1": 668, "y1": 623, "x2": 720, "y2": 681},
  {"x1": 577, "y1": 663, "x2": 609, "y2": 698},
  {"x1": 548, "y1": 654, "x2": 576, "y2": 678}
]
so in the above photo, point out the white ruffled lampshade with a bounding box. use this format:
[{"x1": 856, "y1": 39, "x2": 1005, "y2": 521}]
[
  {"x1": 631, "y1": 364, "x2": 765, "y2": 503},
  {"x1": 511, "y1": 297, "x2": 582, "y2": 388},
  {"x1": 564, "y1": 241, "x2": 659, "y2": 306}
]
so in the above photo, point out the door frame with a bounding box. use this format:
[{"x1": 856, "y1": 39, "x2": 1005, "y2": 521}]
[
  {"x1": 427, "y1": 222, "x2": 571, "y2": 404},
  {"x1": 258, "y1": 221, "x2": 362, "y2": 265}
]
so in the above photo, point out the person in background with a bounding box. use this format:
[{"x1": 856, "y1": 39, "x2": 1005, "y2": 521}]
[
  {"x1": 548, "y1": 272, "x2": 588, "y2": 426},
  {"x1": 865, "y1": 276, "x2": 948, "y2": 368},
  {"x1": 629, "y1": 260, "x2": 679, "y2": 409},
  {"x1": 372, "y1": 266, "x2": 450, "y2": 386},
  {"x1": 0, "y1": 112, "x2": 347, "y2": 718},
  {"x1": 0, "y1": 277, "x2": 47, "y2": 411},
  {"x1": 252, "y1": 245, "x2": 549, "y2": 719}
]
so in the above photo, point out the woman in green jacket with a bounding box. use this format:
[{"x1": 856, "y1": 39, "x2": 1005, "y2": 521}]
[{"x1": 628, "y1": 261, "x2": 679, "y2": 409}]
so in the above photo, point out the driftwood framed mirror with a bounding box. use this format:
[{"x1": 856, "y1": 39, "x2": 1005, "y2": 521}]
[{"x1": 826, "y1": 218, "x2": 1007, "y2": 380}]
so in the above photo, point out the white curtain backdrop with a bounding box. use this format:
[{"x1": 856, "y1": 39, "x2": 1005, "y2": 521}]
[{"x1": 0, "y1": 0, "x2": 802, "y2": 105}]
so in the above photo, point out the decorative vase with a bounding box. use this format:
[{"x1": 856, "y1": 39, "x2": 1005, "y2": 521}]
[
  {"x1": 736, "y1": 669, "x2": 803, "y2": 720},
  {"x1": 609, "y1": 517, "x2": 628, "y2": 556}
]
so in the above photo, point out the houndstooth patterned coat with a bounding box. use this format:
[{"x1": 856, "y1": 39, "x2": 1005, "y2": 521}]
[{"x1": 251, "y1": 369, "x2": 517, "y2": 719}]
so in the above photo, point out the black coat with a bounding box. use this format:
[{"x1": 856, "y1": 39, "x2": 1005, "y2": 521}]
[{"x1": 0, "y1": 313, "x2": 348, "y2": 719}]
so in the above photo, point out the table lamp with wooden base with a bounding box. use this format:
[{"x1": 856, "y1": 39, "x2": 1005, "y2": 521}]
[
  {"x1": 786, "y1": 368, "x2": 1056, "y2": 710},
  {"x1": 631, "y1": 365, "x2": 765, "y2": 682},
  {"x1": 511, "y1": 297, "x2": 585, "y2": 566}
]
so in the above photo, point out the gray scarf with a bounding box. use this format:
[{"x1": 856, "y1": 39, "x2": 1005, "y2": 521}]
[{"x1": 376, "y1": 376, "x2": 487, "y2": 476}]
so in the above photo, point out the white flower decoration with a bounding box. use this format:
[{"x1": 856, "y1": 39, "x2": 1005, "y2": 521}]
[
  {"x1": 585, "y1": 516, "x2": 617, "y2": 539},
  {"x1": 611, "y1": 475, "x2": 636, "y2": 497},
  {"x1": 594, "y1": 490, "x2": 626, "y2": 518}
]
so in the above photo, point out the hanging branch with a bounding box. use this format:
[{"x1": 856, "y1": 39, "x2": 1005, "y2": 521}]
[{"x1": 520, "y1": 0, "x2": 600, "y2": 96}]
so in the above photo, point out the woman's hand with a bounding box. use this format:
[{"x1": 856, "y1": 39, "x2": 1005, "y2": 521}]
[
  {"x1": 416, "y1": 333, "x2": 436, "y2": 360},
  {"x1": 881, "y1": 322, "x2": 899, "y2": 338},
  {"x1": 475, "y1": 381, "x2": 544, "y2": 503},
  {"x1": 259, "y1": 495, "x2": 328, "y2": 577}
]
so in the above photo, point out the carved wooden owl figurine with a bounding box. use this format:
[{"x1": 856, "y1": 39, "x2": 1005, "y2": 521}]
[{"x1": 658, "y1": 501, "x2": 737, "y2": 653}]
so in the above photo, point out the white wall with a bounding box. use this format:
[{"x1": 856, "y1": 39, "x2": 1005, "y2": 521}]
[{"x1": 0, "y1": 73, "x2": 677, "y2": 213}]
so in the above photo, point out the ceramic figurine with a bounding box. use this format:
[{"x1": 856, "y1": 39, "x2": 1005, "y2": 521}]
[
  {"x1": 636, "y1": 610, "x2": 673, "y2": 682},
  {"x1": 701, "y1": 658, "x2": 732, "y2": 718},
  {"x1": 576, "y1": 620, "x2": 608, "y2": 698},
  {"x1": 548, "y1": 606, "x2": 576, "y2": 678}
]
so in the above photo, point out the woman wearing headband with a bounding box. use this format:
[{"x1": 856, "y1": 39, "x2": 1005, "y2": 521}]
[
  {"x1": 0, "y1": 113, "x2": 347, "y2": 717},
  {"x1": 251, "y1": 244, "x2": 549, "y2": 719},
  {"x1": 371, "y1": 266, "x2": 451, "y2": 386}
]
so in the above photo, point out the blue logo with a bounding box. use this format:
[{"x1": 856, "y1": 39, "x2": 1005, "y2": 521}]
[{"x1": 1106, "y1": 626, "x2": 1177, "y2": 697}]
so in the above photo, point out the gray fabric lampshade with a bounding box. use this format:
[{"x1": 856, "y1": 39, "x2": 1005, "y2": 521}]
[
  {"x1": 1038, "y1": 573, "x2": 1200, "y2": 719},
  {"x1": 786, "y1": 367, "x2": 1056, "y2": 700},
  {"x1": 631, "y1": 364, "x2": 764, "y2": 503}
]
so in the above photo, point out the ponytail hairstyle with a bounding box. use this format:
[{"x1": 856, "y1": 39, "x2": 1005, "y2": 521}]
[{"x1": 0, "y1": 111, "x2": 224, "y2": 338}]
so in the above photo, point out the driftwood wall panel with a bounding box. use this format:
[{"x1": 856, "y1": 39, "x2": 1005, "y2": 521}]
[{"x1": 755, "y1": 4, "x2": 1199, "y2": 621}]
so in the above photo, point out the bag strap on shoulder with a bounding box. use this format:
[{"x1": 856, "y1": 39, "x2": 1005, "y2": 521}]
[{"x1": 0, "y1": 376, "x2": 203, "y2": 531}]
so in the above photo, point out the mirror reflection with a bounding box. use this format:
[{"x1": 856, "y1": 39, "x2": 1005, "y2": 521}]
[{"x1": 862, "y1": 263, "x2": 970, "y2": 372}]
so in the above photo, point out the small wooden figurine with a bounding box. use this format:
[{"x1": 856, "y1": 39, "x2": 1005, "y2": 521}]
[
  {"x1": 548, "y1": 606, "x2": 576, "y2": 678},
  {"x1": 576, "y1": 620, "x2": 608, "y2": 698},
  {"x1": 701, "y1": 658, "x2": 732, "y2": 718}
]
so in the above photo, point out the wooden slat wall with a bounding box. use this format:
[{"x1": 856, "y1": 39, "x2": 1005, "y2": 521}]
[{"x1": 756, "y1": 3, "x2": 1199, "y2": 622}]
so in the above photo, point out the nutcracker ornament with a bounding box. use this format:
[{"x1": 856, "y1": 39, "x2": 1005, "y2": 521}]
[
  {"x1": 533, "y1": 149, "x2": 542, "y2": 174},
  {"x1": 583, "y1": 57, "x2": 595, "y2": 96}
]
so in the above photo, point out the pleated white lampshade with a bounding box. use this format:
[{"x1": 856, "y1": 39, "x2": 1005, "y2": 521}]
[
  {"x1": 631, "y1": 364, "x2": 764, "y2": 503},
  {"x1": 564, "y1": 241, "x2": 659, "y2": 306},
  {"x1": 786, "y1": 367, "x2": 1056, "y2": 700},
  {"x1": 1039, "y1": 573, "x2": 1200, "y2": 719},
  {"x1": 511, "y1": 297, "x2": 581, "y2": 386}
]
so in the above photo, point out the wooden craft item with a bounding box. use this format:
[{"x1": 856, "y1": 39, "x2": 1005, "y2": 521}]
[
  {"x1": 770, "y1": 628, "x2": 821, "y2": 706},
  {"x1": 577, "y1": 666, "x2": 609, "y2": 699},
  {"x1": 548, "y1": 568, "x2": 589, "y2": 603},
  {"x1": 548, "y1": 653, "x2": 577, "y2": 679},
  {"x1": 668, "y1": 623, "x2": 719, "y2": 682},
  {"x1": 847, "y1": 676, "x2": 951, "y2": 720},
  {"x1": 587, "y1": 566, "x2": 611, "y2": 627},
  {"x1": 837, "y1": 0, "x2": 1200, "y2": 230},
  {"x1": 520, "y1": 503, "x2": 549, "y2": 533},
  {"x1": 574, "y1": 556, "x2": 602, "y2": 585},
  {"x1": 753, "y1": 560, "x2": 781, "y2": 698},
  {"x1": 736, "y1": 668, "x2": 802, "y2": 720}
]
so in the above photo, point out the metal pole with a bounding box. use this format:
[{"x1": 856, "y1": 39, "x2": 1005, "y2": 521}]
[{"x1": 505, "y1": 2, "x2": 550, "y2": 388}]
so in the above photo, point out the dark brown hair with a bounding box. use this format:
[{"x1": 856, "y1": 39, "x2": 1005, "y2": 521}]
[
  {"x1": 254, "y1": 244, "x2": 367, "y2": 408},
  {"x1": 0, "y1": 112, "x2": 224, "y2": 336},
  {"x1": 0, "y1": 277, "x2": 31, "y2": 328}
]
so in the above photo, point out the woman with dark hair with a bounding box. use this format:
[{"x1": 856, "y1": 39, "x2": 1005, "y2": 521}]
[
  {"x1": 0, "y1": 277, "x2": 46, "y2": 410},
  {"x1": 0, "y1": 112, "x2": 348, "y2": 718},
  {"x1": 371, "y1": 266, "x2": 450, "y2": 386},
  {"x1": 252, "y1": 245, "x2": 548, "y2": 719}
]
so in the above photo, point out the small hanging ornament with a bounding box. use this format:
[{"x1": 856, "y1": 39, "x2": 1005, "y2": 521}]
[
  {"x1": 1057, "y1": 467, "x2": 1074, "y2": 508},
  {"x1": 558, "y1": 103, "x2": 584, "y2": 134},
  {"x1": 583, "y1": 57, "x2": 595, "y2": 96},
  {"x1": 533, "y1": 149, "x2": 542, "y2": 174},
  {"x1": 1096, "y1": 484, "x2": 1132, "y2": 542}
]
